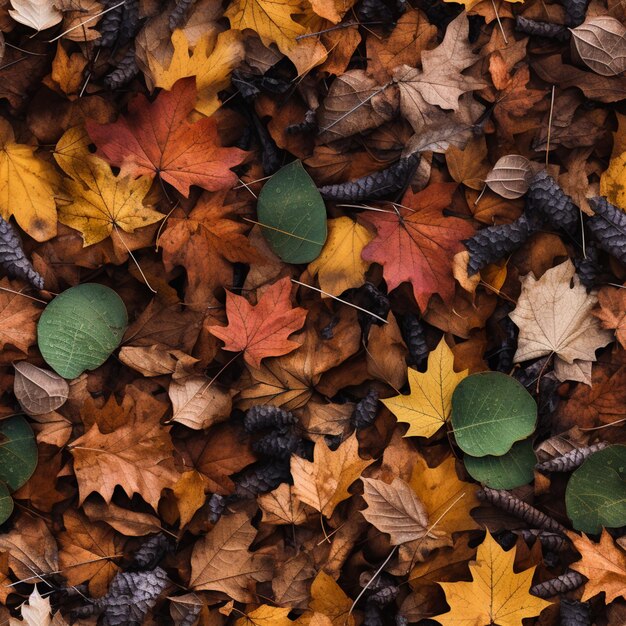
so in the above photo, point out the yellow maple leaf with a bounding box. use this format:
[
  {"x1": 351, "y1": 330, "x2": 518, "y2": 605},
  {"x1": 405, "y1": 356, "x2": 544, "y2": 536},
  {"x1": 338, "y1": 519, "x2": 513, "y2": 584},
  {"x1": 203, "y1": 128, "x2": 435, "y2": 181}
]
[
  {"x1": 149, "y1": 29, "x2": 245, "y2": 117},
  {"x1": 436, "y1": 531, "x2": 551, "y2": 626},
  {"x1": 382, "y1": 338, "x2": 468, "y2": 438},
  {"x1": 291, "y1": 432, "x2": 374, "y2": 517},
  {"x1": 308, "y1": 217, "x2": 373, "y2": 295},
  {"x1": 54, "y1": 127, "x2": 163, "y2": 246},
  {"x1": 0, "y1": 118, "x2": 60, "y2": 242},
  {"x1": 235, "y1": 605, "x2": 293, "y2": 626},
  {"x1": 307, "y1": 571, "x2": 355, "y2": 626},
  {"x1": 446, "y1": 0, "x2": 523, "y2": 11}
]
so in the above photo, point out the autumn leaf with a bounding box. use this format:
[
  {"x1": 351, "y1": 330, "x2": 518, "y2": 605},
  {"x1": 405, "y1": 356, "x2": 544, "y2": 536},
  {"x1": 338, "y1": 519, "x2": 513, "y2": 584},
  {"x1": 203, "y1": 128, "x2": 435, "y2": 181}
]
[
  {"x1": 307, "y1": 217, "x2": 373, "y2": 296},
  {"x1": 0, "y1": 278, "x2": 41, "y2": 353},
  {"x1": 235, "y1": 605, "x2": 293, "y2": 626},
  {"x1": 208, "y1": 276, "x2": 307, "y2": 369},
  {"x1": 0, "y1": 118, "x2": 59, "y2": 241},
  {"x1": 435, "y1": 531, "x2": 552, "y2": 626},
  {"x1": 568, "y1": 529, "x2": 626, "y2": 603},
  {"x1": 9, "y1": 585, "x2": 68, "y2": 626},
  {"x1": 308, "y1": 570, "x2": 355, "y2": 626},
  {"x1": 360, "y1": 183, "x2": 474, "y2": 310},
  {"x1": 509, "y1": 260, "x2": 613, "y2": 384},
  {"x1": 291, "y1": 433, "x2": 374, "y2": 517},
  {"x1": 8, "y1": 0, "x2": 62, "y2": 32},
  {"x1": 382, "y1": 338, "x2": 468, "y2": 438},
  {"x1": 86, "y1": 77, "x2": 247, "y2": 197},
  {"x1": 594, "y1": 285, "x2": 626, "y2": 348},
  {"x1": 54, "y1": 126, "x2": 163, "y2": 246}
]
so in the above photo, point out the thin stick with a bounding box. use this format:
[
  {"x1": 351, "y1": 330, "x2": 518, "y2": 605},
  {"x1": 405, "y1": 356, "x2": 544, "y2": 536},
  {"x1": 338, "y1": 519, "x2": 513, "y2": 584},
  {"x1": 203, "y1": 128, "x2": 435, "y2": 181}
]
[
  {"x1": 4, "y1": 42, "x2": 47, "y2": 56},
  {"x1": 291, "y1": 279, "x2": 389, "y2": 324},
  {"x1": 242, "y1": 217, "x2": 326, "y2": 245},
  {"x1": 47, "y1": 0, "x2": 126, "y2": 43},
  {"x1": 234, "y1": 175, "x2": 272, "y2": 189},
  {"x1": 580, "y1": 418, "x2": 626, "y2": 431},
  {"x1": 0, "y1": 286, "x2": 47, "y2": 304},
  {"x1": 154, "y1": 203, "x2": 180, "y2": 252},
  {"x1": 79, "y1": 46, "x2": 100, "y2": 98},
  {"x1": 337, "y1": 204, "x2": 397, "y2": 214},
  {"x1": 296, "y1": 20, "x2": 383, "y2": 40},
  {"x1": 545, "y1": 85, "x2": 555, "y2": 167},
  {"x1": 491, "y1": 0, "x2": 508, "y2": 44},
  {"x1": 0, "y1": 56, "x2": 27, "y2": 72},
  {"x1": 113, "y1": 226, "x2": 157, "y2": 293},
  {"x1": 237, "y1": 177, "x2": 257, "y2": 199}
]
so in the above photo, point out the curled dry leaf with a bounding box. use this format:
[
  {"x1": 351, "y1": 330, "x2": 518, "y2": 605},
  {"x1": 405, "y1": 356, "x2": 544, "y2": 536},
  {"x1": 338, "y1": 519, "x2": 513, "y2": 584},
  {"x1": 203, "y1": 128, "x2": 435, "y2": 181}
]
[
  {"x1": 13, "y1": 362, "x2": 69, "y2": 416},
  {"x1": 485, "y1": 155, "x2": 532, "y2": 199},
  {"x1": 571, "y1": 17, "x2": 626, "y2": 77}
]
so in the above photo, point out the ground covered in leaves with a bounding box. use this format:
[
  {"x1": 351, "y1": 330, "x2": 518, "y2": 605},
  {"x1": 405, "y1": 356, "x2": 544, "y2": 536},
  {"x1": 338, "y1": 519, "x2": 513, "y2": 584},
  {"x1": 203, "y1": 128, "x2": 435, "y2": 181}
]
[{"x1": 0, "y1": 0, "x2": 625, "y2": 624}]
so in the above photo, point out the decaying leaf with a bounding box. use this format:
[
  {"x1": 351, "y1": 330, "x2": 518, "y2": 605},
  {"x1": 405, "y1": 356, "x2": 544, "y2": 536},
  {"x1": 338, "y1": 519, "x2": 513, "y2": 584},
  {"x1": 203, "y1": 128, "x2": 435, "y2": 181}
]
[
  {"x1": 571, "y1": 17, "x2": 626, "y2": 77},
  {"x1": 13, "y1": 362, "x2": 69, "y2": 415},
  {"x1": 485, "y1": 155, "x2": 532, "y2": 199},
  {"x1": 8, "y1": 0, "x2": 62, "y2": 32}
]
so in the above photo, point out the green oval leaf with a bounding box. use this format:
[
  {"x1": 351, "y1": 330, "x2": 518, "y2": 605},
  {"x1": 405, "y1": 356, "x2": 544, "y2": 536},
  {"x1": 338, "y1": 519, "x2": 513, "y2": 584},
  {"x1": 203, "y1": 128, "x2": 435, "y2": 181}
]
[
  {"x1": 38, "y1": 283, "x2": 128, "y2": 379},
  {"x1": 566, "y1": 445, "x2": 626, "y2": 534},
  {"x1": 451, "y1": 371, "x2": 537, "y2": 457},
  {"x1": 257, "y1": 160, "x2": 327, "y2": 263},
  {"x1": 0, "y1": 416, "x2": 37, "y2": 491},
  {"x1": 464, "y1": 439, "x2": 536, "y2": 489},
  {"x1": 0, "y1": 483, "x2": 13, "y2": 525}
]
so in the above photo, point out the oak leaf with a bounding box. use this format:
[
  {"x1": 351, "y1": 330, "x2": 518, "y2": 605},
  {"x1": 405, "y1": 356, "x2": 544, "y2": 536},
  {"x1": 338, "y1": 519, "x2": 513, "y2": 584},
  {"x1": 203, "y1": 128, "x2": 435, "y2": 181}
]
[
  {"x1": 54, "y1": 127, "x2": 163, "y2": 246},
  {"x1": 568, "y1": 529, "x2": 626, "y2": 603},
  {"x1": 0, "y1": 118, "x2": 59, "y2": 241},
  {"x1": 509, "y1": 260, "x2": 613, "y2": 384},
  {"x1": 594, "y1": 285, "x2": 626, "y2": 348},
  {"x1": 86, "y1": 77, "x2": 247, "y2": 198},
  {"x1": 435, "y1": 531, "x2": 551, "y2": 626},
  {"x1": 382, "y1": 338, "x2": 468, "y2": 438},
  {"x1": 307, "y1": 217, "x2": 373, "y2": 296},
  {"x1": 208, "y1": 276, "x2": 307, "y2": 369},
  {"x1": 291, "y1": 433, "x2": 374, "y2": 517},
  {"x1": 189, "y1": 511, "x2": 272, "y2": 602},
  {"x1": 360, "y1": 183, "x2": 474, "y2": 310}
]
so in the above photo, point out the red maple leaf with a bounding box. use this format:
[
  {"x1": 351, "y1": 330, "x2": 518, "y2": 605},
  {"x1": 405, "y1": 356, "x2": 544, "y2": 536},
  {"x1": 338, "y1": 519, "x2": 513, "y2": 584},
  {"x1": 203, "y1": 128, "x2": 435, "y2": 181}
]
[
  {"x1": 208, "y1": 277, "x2": 307, "y2": 368},
  {"x1": 360, "y1": 183, "x2": 474, "y2": 310},
  {"x1": 86, "y1": 77, "x2": 246, "y2": 197}
]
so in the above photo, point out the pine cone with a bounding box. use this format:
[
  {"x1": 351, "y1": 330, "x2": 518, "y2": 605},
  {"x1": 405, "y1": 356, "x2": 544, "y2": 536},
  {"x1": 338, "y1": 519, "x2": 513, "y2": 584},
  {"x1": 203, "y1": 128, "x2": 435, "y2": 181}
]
[
  {"x1": 401, "y1": 315, "x2": 429, "y2": 368},
  {"x1": 98, "y1": 0, "x2": 123, "y2": 48},
  {"x1": 0, "y1": 216, "x2": 44, "y2": 288},
  {"x1": 104, "y1": 49, "x2": 139, "y2": 89},
  {"x1": 526, "y1": 171, "x2": 578, "y2": 234},
  {"x1": 169, "y1": 0, "x2": 194, "y2": 30},
  {"x1": 560, "y1": 599, "x2": 591, "y2": 626},
  {"x1": 253, "y1": 430, "x2": 301, "y2": 459},
  {"x1": 235, "y1": 461, "x2": 291, "y2": 498},
  {"x1": 244, "y1": 405, "x2": 297, "y2": 433},
  {"x1": 588, "y1": 197, "x2": 626, "y2": 264},
  {"x1": 352, "y1": 389, "x2": 379, "y2": 429},
  {"x1": 515, "y1": 16, "x2": 569, "y2": 40}
]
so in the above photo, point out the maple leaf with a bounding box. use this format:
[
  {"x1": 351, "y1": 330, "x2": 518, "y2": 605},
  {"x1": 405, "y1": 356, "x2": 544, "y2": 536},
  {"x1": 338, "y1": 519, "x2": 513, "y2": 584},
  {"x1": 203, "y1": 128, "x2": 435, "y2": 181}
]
[
  {"x1": 435, "y1": 531, "x2": 552, "y2": 626},
  {"x1": 54, "y1": 127, "x2": 163, "y2": 246},
  {"x1": 86, "y1": 77, "x2": 247, "y2": 198},
  {"x1": 308, "y1": 571, "x2": 355, "y2": 626},
  {"x1": 594, "y1": 286, "x2": 626, "y2": 349},
  {"x1": 9, "y1": 585, "x2": 68, "y2": 626},
  {"x1": 0, "y1": 277, "x2": 41, "y2": 353},
  {"x1": 360, "y1": 183, "x2": 474, "y2": 310},
  {"x1": 68, "y1": 391, "x2": 180, "y2": 510},
  {"x1": 568, "y1": 530, "x2": 626, "y2": 603},
  {"x1": 0, "y1": 118, "x2": 59, "y2": 242},
  {"x1": 235, "y1": 605, "x2": 293, "y2": 626},
  {"x1": 208, "y1": 276, "x2": 307, "y2": 369},
  {"x1": 509, "y1": 260, "x2": 613, "y2": 384},
  {"x1": 393, "y1": 13, "x2": 485, "y2": 112},
  {"x1": 307, "y1": 217, "x2": 373, "y2": 296},
  {"x1": 291, "y1": 433, "x2": 374, "y2": 517},
  {"x1": 189, "y1": 511, "x2": 273, "y2": 602},
  {"x1": 382, "y1": 338, "x2": 468, "y2": 438},
  {"x1": 148, "y1": 29, "x2": 245, "y2": 117}
]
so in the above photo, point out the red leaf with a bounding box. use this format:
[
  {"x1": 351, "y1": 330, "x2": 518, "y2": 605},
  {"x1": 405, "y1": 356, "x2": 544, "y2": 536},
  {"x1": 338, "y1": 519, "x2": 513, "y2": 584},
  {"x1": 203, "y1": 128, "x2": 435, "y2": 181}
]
[
  {"x1": 360, "y1": 183, "x2": 474, "y2": 310},
  {"x1": 208, "y1": 277, "x2": 307, "y2": 368},
  {"x1": 86, "y1": 77, "x2": 246, "y2": 197}
]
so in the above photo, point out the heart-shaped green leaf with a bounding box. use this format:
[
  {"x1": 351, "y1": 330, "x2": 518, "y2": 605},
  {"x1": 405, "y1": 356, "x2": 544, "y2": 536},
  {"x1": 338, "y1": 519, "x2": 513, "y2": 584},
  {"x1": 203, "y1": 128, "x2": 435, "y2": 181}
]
[
  {"x1": 0, "y1": 416, "x2": 37, "y2": 491},
  {"x1": 464, "y1": 439, "x2": 536, "y2": 489},
  {"x1": 451, "y1": 371, "x2": 537, "y2": 457},
  {"x1": 38, "y1": 283, "x2": 128, "y2": 379},
  {"x1": 566, "y1": 445, "x2": 626, "y2": 533},
  {"x1": 257, "y1": 160, "x2": 327, "y2": 263}
]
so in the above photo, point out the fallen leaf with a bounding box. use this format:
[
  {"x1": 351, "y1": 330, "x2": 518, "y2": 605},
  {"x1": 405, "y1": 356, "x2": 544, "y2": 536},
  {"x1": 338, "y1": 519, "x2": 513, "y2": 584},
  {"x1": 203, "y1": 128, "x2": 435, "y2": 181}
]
[
  {"x1": 509, "y1": 260, "x2": 613, "y2": 384},
  {"x1": 485, "y1": 155, "x2": 532, "y2": 199},
  {"x1": 435, "y1": 531, "x2": 552, "y2": 625},
  {"x1": 308, "y1": 570, "x2": 355, "y2": 626},
  {"x1": 571, "y1": 17, "x2": 626, "y2": 77},
  {"x1": 86, "y1": 77, "x2": 247, "y2": 197},
  {"x1": 594, "y1": 286, "x2": 626, "y2": 349},
  {"x1": 291, "y1": 433, "x2": 374, "y2": 517},
  {"x1": 208, "y1": 276, "x2": 307, "y2": 369},
  {"x1": 172, "y1": 470, "x2": 206, "y2": 528},
  {"x1": 13, "y1": 362, "x2": 69, "y2": 416},
  {"x1": 382, "y1": 338, "x2": 468, "y2": 439},
  {"x1": 258, "y1": 483, "x2": 313, "y2": 525},
  {"x1": 10, "y1": 585, "x2": 68, "y2": 626},
  {"x1": 8, "y1": 0, "x2": 62, "y2": 32},
  {"x1": 235, "y1": 605, "x2": 293, "y2": 626},
  {"x1": 0, "y1": 278, "x2": 41, "y2": 354}
]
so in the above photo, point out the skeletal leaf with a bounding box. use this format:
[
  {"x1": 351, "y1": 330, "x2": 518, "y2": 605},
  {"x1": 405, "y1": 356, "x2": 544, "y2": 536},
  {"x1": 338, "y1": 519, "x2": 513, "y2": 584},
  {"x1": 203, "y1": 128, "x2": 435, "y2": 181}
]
[
  {"x1": 571, "y1": 17, "x2": 626, "y2": 77},
  {"x1": 485, "y1": 155, "x2": 532, "y2": 199},
  {"x1": 13, "y1": 362, "x2": 69, "y2": 416}
]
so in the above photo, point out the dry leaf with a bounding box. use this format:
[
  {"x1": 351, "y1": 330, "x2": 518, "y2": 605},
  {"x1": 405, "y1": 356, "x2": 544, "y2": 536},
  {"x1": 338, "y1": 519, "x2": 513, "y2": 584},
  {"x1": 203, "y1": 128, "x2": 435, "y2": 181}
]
[
  {"x1": 13, "y1": 362, "x2": 69, "y2": 416},
  {"x1": 9, "y1": 0, "x2": 62, "y2": 32},
  {"x1": 594, "y1": 285, "x2": 626, "y2": 348},
  {"x1": 571, "y1": 17, "x2": 626, "y2": 77},
  {"x1": 485, "y1": 155, "x2": 532, "y2": 199}
]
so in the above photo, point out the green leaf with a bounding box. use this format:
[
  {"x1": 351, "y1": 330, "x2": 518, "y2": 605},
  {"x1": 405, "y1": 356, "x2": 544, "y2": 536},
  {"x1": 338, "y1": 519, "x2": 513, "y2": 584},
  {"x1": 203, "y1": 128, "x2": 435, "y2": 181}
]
[
  {"x1": 257, "y1": 160, "x2": 327, "y2": 263},
  {"x1": 451, "y1": 371, "x2": 537, "y2": 457},
  {"x1": 464, "y1": 439, "x2": 536, "y2": 489},
  {"x1": 566, "y1": 445, "x2": 626, "y2": 534},
  {"x1": 37, "y1": 283, "x2": 128, "y2": 379},
  {"x1": 0, "y1": 416, "x2": 37, "y2": 491},
  {"x1": 0, "y1": 483, "x2": 13, "y2": 525}
]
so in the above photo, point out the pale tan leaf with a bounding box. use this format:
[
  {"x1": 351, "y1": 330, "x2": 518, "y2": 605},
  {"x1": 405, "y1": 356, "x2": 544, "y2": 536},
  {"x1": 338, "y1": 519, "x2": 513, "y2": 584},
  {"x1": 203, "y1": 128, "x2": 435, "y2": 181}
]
[
  {"x1": 258, "y1": 484, "x2": 313, "y2": 525},
  {"x1": 9, "y1": 0, "x2": 62, "y2": 31},
  {"x1": 13, "y1": 362, "x2": 69, "y2": 416},
  {"x1": 485, "y1": 155, "x2": 532, "y2": 199},
  {"x1": 572, "y1": 17, "x2": 626, "y2": 77},
  {"x1": 118, "y1": 345, "x2": 195, "y2": 377}
]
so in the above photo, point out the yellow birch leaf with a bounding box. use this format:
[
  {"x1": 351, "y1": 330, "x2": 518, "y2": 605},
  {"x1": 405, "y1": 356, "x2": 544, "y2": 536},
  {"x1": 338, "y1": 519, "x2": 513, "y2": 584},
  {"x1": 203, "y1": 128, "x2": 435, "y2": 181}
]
[
  {"x1": 308, "y1": 571, "x2": 355, "y2": 626},
  {"x1": 0, "y1": 118, "x2": 59, "y2": 241},
  {"x1": 436, "y1": 531, "x2": 552, "y2": 626},
  {"x1": 149, "y1": 29, "x2": 245, "y2": 117},
  {"x1": 235, "y1": 605, "x2": 293, "y2": 626},
  {"x1": 54, "y1": 127, "x2": 163, "y2": 246},
  {"x1": 382, "y1": 338, "x2": 468, "y2": 438},
  {"x1": 600, "y1": 150, "x2": 626, "y2": 210},
  {"x1": 291, "y1": 433, "x2": 374, "y2": 517},
  {"x1": 308, "y1": 217, "x2": 373, "y2": 296}
]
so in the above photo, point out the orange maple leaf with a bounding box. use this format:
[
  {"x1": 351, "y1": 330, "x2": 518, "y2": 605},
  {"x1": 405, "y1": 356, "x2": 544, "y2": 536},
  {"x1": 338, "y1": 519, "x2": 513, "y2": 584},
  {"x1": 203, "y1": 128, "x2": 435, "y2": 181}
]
[
  {"x1": 208, "y1": 276, "x2": 307, "y2": 368},
  {"x1": 360, "y1": 183, "x2": 474, "y2": 310},
  {"x1": 86, "y1": 77, "x2": 246, "y2": 197}
]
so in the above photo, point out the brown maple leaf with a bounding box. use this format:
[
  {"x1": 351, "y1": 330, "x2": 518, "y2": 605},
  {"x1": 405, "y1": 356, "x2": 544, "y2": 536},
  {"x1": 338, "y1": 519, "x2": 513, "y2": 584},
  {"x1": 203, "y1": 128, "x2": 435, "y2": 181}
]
[
  {"x1": 360, "y1": 183, "x2": 474, "y2": 310},
  {"x1": 86, "y1": 77, "x2": 247, "y2": 197},
  {"x1": 0, "y1": 278, "x2": 41, "y2": 354},
  {"x1": 594, "y1": 286, "x2": 626, "y2": 349},
  {"x1": 208, "y1": 276, "x2": 307, "y2": 369}
]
